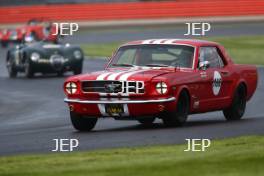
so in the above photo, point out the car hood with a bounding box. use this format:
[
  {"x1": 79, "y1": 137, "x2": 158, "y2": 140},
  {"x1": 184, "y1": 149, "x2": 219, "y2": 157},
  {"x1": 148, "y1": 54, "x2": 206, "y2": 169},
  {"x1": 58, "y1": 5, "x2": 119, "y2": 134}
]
[
  {"x1": 27, "y1": 43, "x2": 62, "y2": 50},
  {"x1": 70, "y1": 67, "x2": 176, "y2": 82},
  {"x1": 24, "y1": 42, "x2": 80, "y2": 57}
]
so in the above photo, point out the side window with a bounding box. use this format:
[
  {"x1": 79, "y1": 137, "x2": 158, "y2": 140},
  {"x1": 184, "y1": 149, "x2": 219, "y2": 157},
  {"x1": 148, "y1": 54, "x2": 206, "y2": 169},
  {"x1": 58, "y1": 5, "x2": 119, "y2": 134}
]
[{"x1": 199, "y1": 47, "x2": 224, "y2": 68}]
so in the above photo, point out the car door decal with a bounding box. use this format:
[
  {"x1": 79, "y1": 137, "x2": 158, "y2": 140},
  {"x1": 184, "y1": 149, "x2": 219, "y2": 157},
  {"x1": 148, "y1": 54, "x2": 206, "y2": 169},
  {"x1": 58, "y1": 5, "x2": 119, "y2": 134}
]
[{"x1": 213, "y1": 71, "x2": 222, "y2": 96}]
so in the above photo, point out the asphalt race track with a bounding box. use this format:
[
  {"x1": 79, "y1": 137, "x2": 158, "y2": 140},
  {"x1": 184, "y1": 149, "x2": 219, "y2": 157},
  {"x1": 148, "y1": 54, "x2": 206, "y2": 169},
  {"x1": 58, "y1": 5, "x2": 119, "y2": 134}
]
[{"x1": 0, "y1": 22, "x2": 264, "y2": 156}]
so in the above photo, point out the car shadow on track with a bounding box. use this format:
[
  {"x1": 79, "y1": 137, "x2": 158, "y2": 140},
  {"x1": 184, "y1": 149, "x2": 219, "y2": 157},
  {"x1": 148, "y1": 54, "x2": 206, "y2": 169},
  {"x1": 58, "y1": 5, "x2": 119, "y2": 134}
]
[{"x1": 73, "y1": 118, "x2": 254, "y2": 134}]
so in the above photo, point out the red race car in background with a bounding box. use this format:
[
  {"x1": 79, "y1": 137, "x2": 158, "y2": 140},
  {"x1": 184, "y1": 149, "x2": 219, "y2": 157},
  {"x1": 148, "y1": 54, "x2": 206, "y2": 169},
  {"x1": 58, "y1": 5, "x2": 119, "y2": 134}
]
[
  {"x1": 0, "y1": 18, "x2": 61, "y2": 47},
  {"x1": 0, "y1": 28, "x2": 24, "y2": 47},
  {"x1": 64, "y1": 39, "x2": 258, "y2": 131},
  {"x1": 21, "y1": 18, "x2": 59, "y2": 43}
]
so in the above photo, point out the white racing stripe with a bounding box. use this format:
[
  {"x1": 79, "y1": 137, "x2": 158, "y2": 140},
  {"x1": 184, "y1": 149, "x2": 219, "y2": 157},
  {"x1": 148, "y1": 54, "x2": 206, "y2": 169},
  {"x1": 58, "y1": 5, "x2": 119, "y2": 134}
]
[
  {"x1": 96, "y1": 68, "x2": 149, "y2": 117},
  {"x1": 106, "y1": 69, "x2": 133, "y2": 80},
  {"x1": 164, "y1": 39, "x2": 180, "y2": 44},
  {"x1": 153, "y1": 39, "x2": 166, "y2": 44},
  {"x1": 118, "y1": 69, "x2": 147, "y2": 81},
  {"x1": 142, "y1": 39, "x2": 177, "y2": 44},
  {"x1": 96, "y1": 72, "x2": 112, "y2": 80},
  {"x1": 141, "y1": 39, "x2": 182, "y2": 45},
  {"x1": 142, "y1": 39, "x2": 154, "y2": 44},
  {"x1": 116, "y1": 69, "x2": 150, "y2": 116}
]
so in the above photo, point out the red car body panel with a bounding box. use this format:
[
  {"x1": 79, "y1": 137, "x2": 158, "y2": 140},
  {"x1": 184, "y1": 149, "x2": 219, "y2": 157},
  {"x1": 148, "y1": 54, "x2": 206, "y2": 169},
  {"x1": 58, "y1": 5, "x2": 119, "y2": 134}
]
[
  {"x1": 0, "y1": 29, "x2": 24, "y2": 42},
  {"x1": 21, "y1": 24, "x2": 58, "y2": 42},
  {"x1": 0, "y1": 21, "x2": 59, "y2": 46},
  {"x1": 64, "y1": 39, "x2": 258, "y2": 118}
]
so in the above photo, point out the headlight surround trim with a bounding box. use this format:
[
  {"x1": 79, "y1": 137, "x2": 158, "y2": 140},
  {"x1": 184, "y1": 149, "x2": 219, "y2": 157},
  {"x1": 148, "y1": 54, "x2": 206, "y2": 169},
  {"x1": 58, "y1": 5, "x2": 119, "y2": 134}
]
[
  {"x1": 156, "y1": 82, "x2": 168, "y2": 95},
  {"x1": 30, "y1": 52, "x2": 40, "y2": 62},
  {"x1": 65, "y1": 82, "x2": 78, "y2": 95},
  {"x1": 73, "y1": 50, "x2": 82, "y2": 59}
]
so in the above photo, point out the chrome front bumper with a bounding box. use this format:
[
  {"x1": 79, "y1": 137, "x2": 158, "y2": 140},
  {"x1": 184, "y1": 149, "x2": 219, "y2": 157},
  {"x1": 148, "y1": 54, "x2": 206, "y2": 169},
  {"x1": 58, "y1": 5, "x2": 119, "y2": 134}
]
[{"x1": 64, "y1": 97, "x2": 176, "y2": 104}]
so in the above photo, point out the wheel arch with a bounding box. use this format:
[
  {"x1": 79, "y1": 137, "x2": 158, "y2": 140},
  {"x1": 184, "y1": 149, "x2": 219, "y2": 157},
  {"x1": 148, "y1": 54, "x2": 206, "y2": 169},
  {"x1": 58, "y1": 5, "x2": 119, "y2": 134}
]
[
  {"x1": 232, "y1": 79, "x2": 248, "y2": 100},
  {"x1": 175, "y1": 85, "x2": 191, "y2": 110}
]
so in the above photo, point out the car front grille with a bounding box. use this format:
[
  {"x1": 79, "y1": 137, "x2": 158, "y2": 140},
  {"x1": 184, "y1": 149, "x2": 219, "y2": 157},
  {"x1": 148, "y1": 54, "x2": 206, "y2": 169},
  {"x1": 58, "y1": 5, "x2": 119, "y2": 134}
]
[{"x1": 81, "y1": 80, "x2": 144, "y2": 94}]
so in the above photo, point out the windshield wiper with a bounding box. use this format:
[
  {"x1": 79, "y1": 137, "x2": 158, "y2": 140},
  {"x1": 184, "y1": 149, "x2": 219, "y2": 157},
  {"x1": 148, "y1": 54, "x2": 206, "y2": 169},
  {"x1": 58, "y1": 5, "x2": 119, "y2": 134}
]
[
  {"x1": 145, "y1": 64, "x2": 169, "y2": 67},
  {"x1": 112, "y1": 63, "x2": 135, "y2": 67}
]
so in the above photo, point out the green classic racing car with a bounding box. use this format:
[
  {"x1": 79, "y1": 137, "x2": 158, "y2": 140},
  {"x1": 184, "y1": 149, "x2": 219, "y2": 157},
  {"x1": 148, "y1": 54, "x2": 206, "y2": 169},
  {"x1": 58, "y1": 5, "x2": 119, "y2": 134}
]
[{"x1": 6, "y1": 41, "x2": 83, "y2": 78}]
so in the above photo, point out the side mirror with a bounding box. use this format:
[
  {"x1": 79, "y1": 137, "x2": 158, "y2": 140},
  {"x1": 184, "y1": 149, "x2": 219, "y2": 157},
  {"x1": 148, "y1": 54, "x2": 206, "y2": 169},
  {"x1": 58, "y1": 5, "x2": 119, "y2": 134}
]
[{"x1": 199, "y1": 61, "x2": 210, "y2": 70}]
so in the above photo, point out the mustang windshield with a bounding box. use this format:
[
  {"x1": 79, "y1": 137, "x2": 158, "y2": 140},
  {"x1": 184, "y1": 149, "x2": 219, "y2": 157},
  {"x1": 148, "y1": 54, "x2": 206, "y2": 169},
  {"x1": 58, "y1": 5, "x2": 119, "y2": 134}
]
[{"x1": 110, "y1": 44, "x2": 195, "y2": 68}]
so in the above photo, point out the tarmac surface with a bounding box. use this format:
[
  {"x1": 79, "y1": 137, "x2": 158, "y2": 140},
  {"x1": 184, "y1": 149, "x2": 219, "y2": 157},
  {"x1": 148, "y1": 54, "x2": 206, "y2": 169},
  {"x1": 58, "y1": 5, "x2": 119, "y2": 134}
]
[{"x1": 0, "y1": 22, "x2": 263, "y2": 156}]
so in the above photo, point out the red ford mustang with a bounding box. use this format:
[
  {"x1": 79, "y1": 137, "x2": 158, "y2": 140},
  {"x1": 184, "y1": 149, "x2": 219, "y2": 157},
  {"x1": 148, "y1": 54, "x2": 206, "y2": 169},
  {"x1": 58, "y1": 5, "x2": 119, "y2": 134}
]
[{"x1": 64, "y1": 39, "x2": 258, "y2": 131}]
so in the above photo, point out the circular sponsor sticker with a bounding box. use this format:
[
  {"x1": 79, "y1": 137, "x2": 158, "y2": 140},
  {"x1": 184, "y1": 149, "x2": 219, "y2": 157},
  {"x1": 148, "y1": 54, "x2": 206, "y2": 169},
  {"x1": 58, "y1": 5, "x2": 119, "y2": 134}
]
[{"x1": 213, "y1": 71, "x2": 222, "y2": 96}]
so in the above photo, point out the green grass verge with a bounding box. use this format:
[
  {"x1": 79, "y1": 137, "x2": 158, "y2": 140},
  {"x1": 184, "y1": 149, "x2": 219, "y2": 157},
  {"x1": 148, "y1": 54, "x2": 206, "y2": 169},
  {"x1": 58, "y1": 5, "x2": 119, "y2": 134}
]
[
  {"x1": 81, "y1": 35, "x2": 264, "y2": 65},
  {"x1": 81, "y1": 42, "x2": 121, "y2": 58},
  {"x1": 0, "y1": 136, "x2": 263, "y2": 176},
  {"x1": 211, "y1": 35, "x2": 264, "y2": 65}
]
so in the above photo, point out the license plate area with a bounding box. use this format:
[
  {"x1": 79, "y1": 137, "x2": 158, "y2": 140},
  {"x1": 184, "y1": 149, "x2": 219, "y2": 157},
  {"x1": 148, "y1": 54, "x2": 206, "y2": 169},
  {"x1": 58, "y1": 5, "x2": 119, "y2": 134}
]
[{"x1": 105, "y1": 104, "x2": 124, "y2": 116}]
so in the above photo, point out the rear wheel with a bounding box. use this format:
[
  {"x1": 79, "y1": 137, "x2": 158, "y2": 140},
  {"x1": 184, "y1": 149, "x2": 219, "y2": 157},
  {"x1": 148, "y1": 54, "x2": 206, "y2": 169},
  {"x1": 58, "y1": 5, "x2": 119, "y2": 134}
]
[
  {"x1": 70, "y1": 112, "x2": 97, "y2": 131},
  {"x1": 223, "y1": 84, "x2": 246, "y2": 121},
  {"x1": 162, "y1": 91, "x2": 189, "y2": 127},
  {"x1": 6, "y1": 57, "x2": 17, "y2": 78},
  {"x1": 137, "y1": 117, "x2": 155, "y2": 126}
]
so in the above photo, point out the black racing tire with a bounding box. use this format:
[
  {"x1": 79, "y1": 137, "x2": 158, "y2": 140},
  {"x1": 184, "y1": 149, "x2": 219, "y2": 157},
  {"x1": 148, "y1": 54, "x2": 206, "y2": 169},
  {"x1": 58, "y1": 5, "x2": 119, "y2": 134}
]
[
  {"x1": 24, "y1": 59, "x2": 34, "y2": 78},
  {"x1": 73, "y1": 65, "x2": 82, "y2": 75},
  {"x1": 6, "y1": 57, "x2": 17, "y2": 78},
  {"x1": 137, "y1": 117, "x2": 155, "y2": 126},
  {"x1": 223, "y1": 84, "x2": 247, "y2": 121},
  {"x1": 70, "y1": 112, "x2": 97, "y2": 131},
  {"x1": 162, "y1": 91, "x2": 189, "y2": 127}
]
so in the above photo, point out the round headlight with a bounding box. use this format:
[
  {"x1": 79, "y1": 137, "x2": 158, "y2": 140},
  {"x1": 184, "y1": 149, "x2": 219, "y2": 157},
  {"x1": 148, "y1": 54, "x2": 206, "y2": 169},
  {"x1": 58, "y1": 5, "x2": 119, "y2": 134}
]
[
  {"x1": 156, "y1": 82, "x2": 168, "y2": 94},
  {"x1": 65, "y1": 82, "x2": 77, "y2": 94},
  {"x1": 30, "y1": 52, "x2": 40, "y2": 61},
  {"x1": 73, "y1": 50, "x2": 82, "y2": 59}
]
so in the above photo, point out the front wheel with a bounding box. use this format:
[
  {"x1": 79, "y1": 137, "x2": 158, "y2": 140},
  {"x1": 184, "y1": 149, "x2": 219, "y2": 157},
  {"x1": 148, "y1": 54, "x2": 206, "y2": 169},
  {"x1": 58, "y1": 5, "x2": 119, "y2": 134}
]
[
  {"x1": 6, "y1": 57, "x2": 17, "y2": 78},
  {"x1": 223, "y1": 85, "x2": 246, "y2": 121},
  {"x1": 162, "y1": 91, "x2": 189, "y2": 127},
  {"x1": 70, "y1": 112, "x2": 97, "y2": 131},
  {"x1": 24, "y1": 59, "x2": 34, "y2": 78}
]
